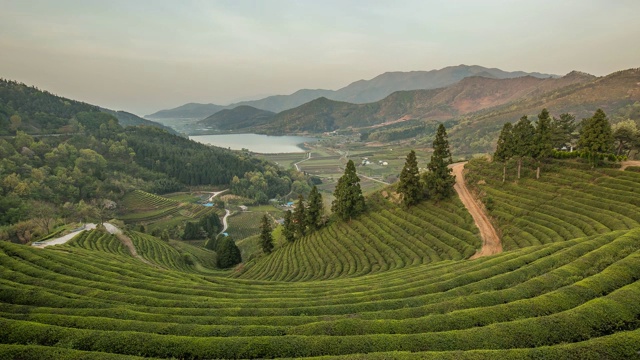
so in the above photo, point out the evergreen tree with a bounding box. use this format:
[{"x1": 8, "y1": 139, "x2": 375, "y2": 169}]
[
  {"x1": 306, "y1": 185, "x2": 324, "y2": 230},
  {"x1": 397, "y1": 150, "x2": 421, "y2": 206},
  {"x1": 494, "y1": 122, "x2": 515, "y2": 183},
  {"x1": 579, "y1": 109, "x2": 614, "y2": 167},
  {"x1": 293, "y1": 194, "x2": 306, "y2": 238},
  {"x1": 532, "y1": 108, "x2": 554, "y2": 179},
  {"x1": 199, "y1": 212, "x2": 221, "y2": 238},
  {"x1": 216, "y1": 236, "x2": 241, "y2": 268},
  {"x1": 182, "y1": 222, "x2": 202, "y2": 240},
  {"x1": 512, "y1": 115, "x2": 535, "y2": 179},
  {"x1": 204, "y1": 235, "x2": 220, "y2": 251},
  {"x1": 282, "y1": 210, "x2": 296, "y2": 243},
  {"x1": 331, "y1": 160, "x2": 366, "y2": 221},
  {"x1": 259, "y1": 214, "x2": 274, "y2": 254},
  {"x1": 551, "y1": 113, "x2": 577, "y2": 149},
  {"x1": 423, "y1": 124, "x2": 455, "y2": 201}
]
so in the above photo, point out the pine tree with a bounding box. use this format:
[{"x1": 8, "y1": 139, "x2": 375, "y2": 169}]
[
  {"x1": 331, "y1": 160, "x2": 366, "y2": 221},
  {"x1": 259, "y1": 214, "x2": 274, "y2": 254},
  {"x1": 397, "y1": 150, "x2": 421, "y2": 206},
  {"x1": 551, "y1": 113, "x2": 577, "y2": 149},
  {"x1": 532, "y1": 108, "x2": 554, "y2": 179},
  {"x1": 578, "y1": 109, "x2": 614, "y2": 167},
  {"x1": 423, "y1": 124, "x2": 455, "y2": 201},
  {"x1": 306, "y1": 185, "x2": 324, "y2": 230},
  {"x1": 282, "y1": 210, "x2": 296, "y2": 243},
  {"x1": 216, "y1": 236, "x2": 241, "y2": 268},
  {"x1": 494, "y1": 122, "x2": 514, "y2": 183},
  {"x1": 293, "y1": 194, "x2": 306, "y2": 238},
  {"x1": 512, "y1": 115, "x2": 535, "y2": 179}
]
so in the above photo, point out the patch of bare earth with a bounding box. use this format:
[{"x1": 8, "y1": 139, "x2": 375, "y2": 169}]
[
  {"x1": 450, "y1": 162, "x2": 502, "y2": 259},
  {"x1": 620, "y1": 161, "x2": 640, "y2": 170},
  {"x1": 116, "y1": 233, "x2": 155, "y2": 267}
]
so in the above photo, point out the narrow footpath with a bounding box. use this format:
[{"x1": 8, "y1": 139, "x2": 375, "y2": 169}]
[
  {"x1": 219, "y1": 209, "x2": 231, "y2": 235},
  {"x1": 450, "y1": 162, "x2": 502, "y2": 259}
]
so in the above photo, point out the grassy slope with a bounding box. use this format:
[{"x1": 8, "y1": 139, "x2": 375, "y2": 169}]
[{"x1": 1, "y1": 161, "x2": 640, "y2": 358}]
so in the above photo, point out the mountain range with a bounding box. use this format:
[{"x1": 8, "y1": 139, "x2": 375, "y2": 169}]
[
  {"x1": 189, "y1": 67, "x2": 640, "y2": 155},
  {"x1": 146, "y1": 65, "x2": 558, "y2": 119}
]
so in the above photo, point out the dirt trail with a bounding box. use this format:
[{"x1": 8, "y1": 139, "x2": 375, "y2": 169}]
[
  {"x1": 620, "y1": 161, "x2": 640, "y2": 170},
  {"x1": 219, "y1": 209, "x2": 231, "y2": 235},
  {"x1": 115, "y1": 233, "x2": 154, "y2": 266},
  {"x1": 450, "y1": 162, "x2": 502, "y2": 259}
]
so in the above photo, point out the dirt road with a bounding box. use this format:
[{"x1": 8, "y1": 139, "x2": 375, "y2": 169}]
[
  {"x1": 219, "y1": 209, "x2": 231, "y2": 235},
  {"x1": 450, "y1": 162, "x2": 502, "y2": 259},
  {"x1": 620, "y1": 160, "x2": 640, "y2": 170}
]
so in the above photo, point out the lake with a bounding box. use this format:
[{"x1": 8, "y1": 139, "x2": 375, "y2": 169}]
[{"x1": 189, "y1": 134, "x2": 318, "y2": 153}]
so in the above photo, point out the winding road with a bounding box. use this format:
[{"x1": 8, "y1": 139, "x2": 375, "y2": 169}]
[
  {"x1": 219, "y1": 209, "x2": 231, "y2": 235},
  {"x1": 294, "y1": 152, "x2": 312, "y2": 171},
  {"x1": 450, "y1": 162, "x2": 502, "y2": 259},
  {"x1": 32, "y1": 223, "x2": 120, "y2": 248}
]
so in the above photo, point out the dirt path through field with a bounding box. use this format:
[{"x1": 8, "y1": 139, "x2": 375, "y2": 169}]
[
  {"x1": 115, "y1": 233, "x2": 154, "y2": 266},
  {"x1": 450, "y1": 162, "x2": 502, "y2": 259},
  {"x1": 620, "y1": 160, "x2": 640, "y2": 170}
]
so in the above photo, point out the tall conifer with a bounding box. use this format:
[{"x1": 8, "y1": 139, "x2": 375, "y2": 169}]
[
  {"x1": 494, "y1": 122, "x2": 514, "y2": 183},
  {"x1": 293, "y1": 194, "x2": 306, "y2": 238},
  {"x1": 397, "y1": 150, "x2": 421, "y2": 206},
  {"x1": 306, "y1": 185, "x2": 323, "y2": 230},
  {"x1": 259, "y1": 214, "x2": 274, "y2": 254},
  {"x1": 282, "y1": 210, "x2": 295, "y2": 243},
  {"x1": 578, "y1": 109, "x2": 614, "y2": 167},
  {"x1": 332, "y1": 160, "x2": 366, "y2": 221},
  {"x1": 512, "y1": 115, "x2": 535, "y2": 179},
  {"x1": 533, "y1": 108, "x2": 553, "y2": 179},
  {"x1": 423, "y1": 124, "x2": 455, "y2": 201}
]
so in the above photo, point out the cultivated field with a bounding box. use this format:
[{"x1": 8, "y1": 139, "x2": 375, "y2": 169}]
[{"x1": 1, "y1": 161, "x2": 640, "y2": 358}]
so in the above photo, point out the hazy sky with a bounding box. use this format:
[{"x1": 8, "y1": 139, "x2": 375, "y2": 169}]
[{"x1": 1, "y1": 0, "x2": 639, "y2": 116}]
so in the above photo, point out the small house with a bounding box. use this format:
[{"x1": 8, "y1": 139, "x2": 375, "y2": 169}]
[{"x1": 239, "y1": 205, "x2": 248, "y2": 211}]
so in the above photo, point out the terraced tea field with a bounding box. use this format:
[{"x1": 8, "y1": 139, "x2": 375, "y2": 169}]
[
  {"x1": 466, "y1": 158, "x2": 640, "y2": 250},
  {"x1": 1, "y1": 161, "x2": 640, "y2": 358},
  {"x1": 119, "y1": 190, "x2": 221, "y2": 231},
  {"x1": 239, "y1": 194, "x2": 481, "y2": 281}
]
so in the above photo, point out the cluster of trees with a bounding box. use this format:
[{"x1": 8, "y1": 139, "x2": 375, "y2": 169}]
[
  {"x1": 495, "y1": 108, "x2": 638, "y2": 177},
  {"x1": 281, "y1": 186, "x2": 325, "y2": 244},
  {"x1": 397, "y1": 124, "x2": 456, "y2": 206},
  {"x1": 205, "y1": 234, "x2": 242, "y2": 268},
  {"x1": 230, "y1": 166, "x2": 312, "y2": 204},
  {"x1": 181, "y1": 212, "x2": 222, "y2": 240},
  {"x1": 259, "y1": 185, "x2": 325, "y2": 255}
]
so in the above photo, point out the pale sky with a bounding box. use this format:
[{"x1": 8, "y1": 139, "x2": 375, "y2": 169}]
[{"x1": 1, "y1": 0, "x2": 639, "y2": 116}]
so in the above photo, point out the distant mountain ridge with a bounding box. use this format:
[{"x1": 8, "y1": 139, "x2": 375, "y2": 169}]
[
  {"x1": 99, "y1": 108, "x2": 178, "y2": 134},
  {"x1": 249, "y1": 70, "x2": 594, "y2": 134},
  {"x1": 197, "y1": 106, "x2": 275, "y2": 131},
  {"x1": 146, "y1": 65, "x2": 558, "y2": 119}
]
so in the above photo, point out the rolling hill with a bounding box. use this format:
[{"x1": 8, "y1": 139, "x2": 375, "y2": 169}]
[
  {"x1": 145, "y1": 65, "x2": 557, "y2": 118},
  {"x1": 450, "y1": 68, "x2": 640, "y2": 153},
  {"x1": 1, "y1": 160, "x2": 640, "y2": 358},
  {"x1": 247, "y1": 70, "x2": 596, "y2": 134},
  {"x1": 197, "y1": 105, "x2": 275, "y2": 131}
]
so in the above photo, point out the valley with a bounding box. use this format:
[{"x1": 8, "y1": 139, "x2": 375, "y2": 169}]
[{"x1": 1, "y1": 68, "x2": 640, "y2": 359}]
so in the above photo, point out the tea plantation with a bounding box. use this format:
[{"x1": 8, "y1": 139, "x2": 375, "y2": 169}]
[{"x1": 1, "y1": 162, "x2": 640, "y2": 359}]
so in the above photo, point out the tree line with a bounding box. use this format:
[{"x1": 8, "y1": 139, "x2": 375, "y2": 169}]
[{"x1": 494, "y1": 108, "x2": 639, "y2": 180}]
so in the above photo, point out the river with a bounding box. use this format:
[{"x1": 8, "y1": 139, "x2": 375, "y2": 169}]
[{"x1": 190, "y1": 134, "x2": 318, "y2": 153}]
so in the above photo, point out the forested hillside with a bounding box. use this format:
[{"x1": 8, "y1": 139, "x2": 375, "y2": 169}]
[{"x1": 0, "y1": 80, "x2": 300, "y2": 243}]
